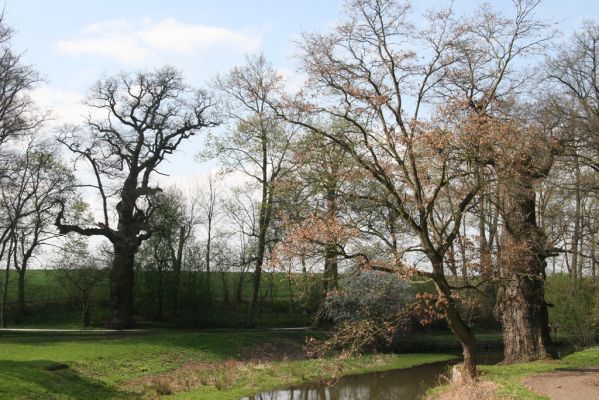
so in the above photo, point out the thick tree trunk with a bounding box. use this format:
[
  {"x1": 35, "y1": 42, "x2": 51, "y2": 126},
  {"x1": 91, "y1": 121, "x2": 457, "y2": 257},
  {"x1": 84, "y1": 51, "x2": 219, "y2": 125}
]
[
  {"x1": 495, "y1": 270, "x2": 552, "y2": 362},
  {"x1": 108, "y1": 243, "x2": 136, "y2": 329},
  {"x1": 496, "y1": 176, "x2": 554, "y2": 363}
]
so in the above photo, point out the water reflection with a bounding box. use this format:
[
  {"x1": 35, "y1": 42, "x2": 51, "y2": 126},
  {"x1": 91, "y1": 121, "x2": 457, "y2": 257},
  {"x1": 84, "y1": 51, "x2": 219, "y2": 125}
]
[
  {"x1": 242, "y1": 347, "x2": 573, "y2": 400},
  {"x1": 241, "y1": 361, "x2": 449, "y2": 400}
]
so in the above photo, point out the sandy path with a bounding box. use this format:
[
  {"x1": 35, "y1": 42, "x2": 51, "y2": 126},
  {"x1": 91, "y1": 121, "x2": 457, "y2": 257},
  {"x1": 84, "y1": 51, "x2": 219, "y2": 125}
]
[{"x1": 523, "y1": 366, "x2": 599, "y2": 400}]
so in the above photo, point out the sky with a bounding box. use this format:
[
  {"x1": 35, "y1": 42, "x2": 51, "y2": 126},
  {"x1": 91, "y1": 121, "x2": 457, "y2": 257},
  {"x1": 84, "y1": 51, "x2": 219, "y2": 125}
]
[{"x1": 4, "y1": 0, "x2": 599, "y2": 182}]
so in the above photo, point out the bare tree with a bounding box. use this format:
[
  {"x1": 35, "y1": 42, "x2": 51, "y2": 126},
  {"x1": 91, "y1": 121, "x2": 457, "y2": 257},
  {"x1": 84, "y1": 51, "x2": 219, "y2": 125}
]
[
  {"x1": 438, "y1": 0, "x2": 556, "y2": 363},
  {"x1": 196, "y1": 174, "x2": 223, "y2": 295},
  {"x1": 55, "y1": 67, "x2": 217, "y2": 328},
  {"x1": 0, "y1": 12, "x2": 41, "y2": 151},
  {"x1": 207, "y1": 55, "x2": 294, "y2": 327},
  {"x1": 54, "y1": 236, "x2": 106, "y2": 326},
  {"x1": 280, "y1": 0, "x2": 553, "y2": 377},
  {"x1": 0, "y1": 139, "x2": 74, "y2": 324}
]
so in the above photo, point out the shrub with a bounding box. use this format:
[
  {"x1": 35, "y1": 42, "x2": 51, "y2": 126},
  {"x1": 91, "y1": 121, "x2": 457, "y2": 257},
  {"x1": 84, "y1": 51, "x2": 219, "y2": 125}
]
[
  {"x1": 546, "y1": 275, "x2": 599, "y2": 346},
  {"x1": 324, "y1": 271, "x2": 415, "y2": 324}
]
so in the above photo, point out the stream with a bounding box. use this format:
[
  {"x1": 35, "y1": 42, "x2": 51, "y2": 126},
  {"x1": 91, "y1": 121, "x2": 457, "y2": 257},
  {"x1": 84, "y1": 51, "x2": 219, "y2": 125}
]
[{"x1": 240, "y1": 351, "x2": 507, "y2": 400}]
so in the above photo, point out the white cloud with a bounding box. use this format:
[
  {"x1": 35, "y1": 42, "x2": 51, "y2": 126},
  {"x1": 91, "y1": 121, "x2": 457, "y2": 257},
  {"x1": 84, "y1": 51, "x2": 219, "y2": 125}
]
[
  {"x1": 55, "y1": 18, "x2": 262, "y2": 64},
  {"x1": 31, "y1": 85, "x2": 87, "y2": 125}
]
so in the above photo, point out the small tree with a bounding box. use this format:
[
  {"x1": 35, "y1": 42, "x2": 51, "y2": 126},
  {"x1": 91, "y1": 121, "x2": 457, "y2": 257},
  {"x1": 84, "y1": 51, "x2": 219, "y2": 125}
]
[
  {"x1": 0, "y1": 139, "x2": 73, "y2": 324},
  {"x1": 54, "y1": 236, "x2": 106, "y2": 327},
  {"x1": 206, "y1": 55, "x2": 295, "y2": 326}
]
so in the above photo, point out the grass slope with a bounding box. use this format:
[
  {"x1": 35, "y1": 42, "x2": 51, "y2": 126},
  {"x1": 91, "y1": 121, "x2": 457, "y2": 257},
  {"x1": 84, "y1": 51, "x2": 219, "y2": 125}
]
[{"x1": 0, "y1": 330, "x2": 456, "y2": 399}]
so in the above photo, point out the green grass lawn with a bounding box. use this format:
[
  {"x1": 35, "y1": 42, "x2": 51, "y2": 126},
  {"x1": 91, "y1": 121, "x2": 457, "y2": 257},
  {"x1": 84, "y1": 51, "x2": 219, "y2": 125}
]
[
  {"x1": 0, "y1": 330, "x2": 456, "y2": 399},
  {"x1": 477, "y1": 346, "x2": 599, "y2": 399},
  {"x1": 429, "y1": 345, "x2": 599, "y2": 399}
]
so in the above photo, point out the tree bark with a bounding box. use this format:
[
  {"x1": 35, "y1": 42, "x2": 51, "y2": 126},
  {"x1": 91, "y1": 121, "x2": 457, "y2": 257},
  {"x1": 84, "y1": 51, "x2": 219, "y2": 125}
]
[
  {"x1": 108, "y1": 243, "x2": 136, "y2": 329},
  {"x1": 495, "y1": 177, "x2": 554, "y2": 363}
]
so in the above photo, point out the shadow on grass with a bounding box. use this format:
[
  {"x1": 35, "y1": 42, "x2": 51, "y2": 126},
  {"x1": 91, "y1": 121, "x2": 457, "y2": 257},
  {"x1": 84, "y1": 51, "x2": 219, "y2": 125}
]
[{"x1": 0, "y1": 360, "x2": 129, "y2": 399}]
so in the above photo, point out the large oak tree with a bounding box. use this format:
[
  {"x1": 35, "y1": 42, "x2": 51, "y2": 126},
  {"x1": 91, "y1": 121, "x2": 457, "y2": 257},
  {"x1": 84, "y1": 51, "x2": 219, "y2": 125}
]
[{"x1": 56, "y1": 67, "x2": 216, "y2": 329}]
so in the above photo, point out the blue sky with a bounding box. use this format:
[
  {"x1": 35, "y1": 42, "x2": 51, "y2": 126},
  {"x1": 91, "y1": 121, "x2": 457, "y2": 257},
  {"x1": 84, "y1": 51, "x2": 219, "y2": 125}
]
[{"x1": 4, "y1": 0, "x2": 599, "y2": 179}]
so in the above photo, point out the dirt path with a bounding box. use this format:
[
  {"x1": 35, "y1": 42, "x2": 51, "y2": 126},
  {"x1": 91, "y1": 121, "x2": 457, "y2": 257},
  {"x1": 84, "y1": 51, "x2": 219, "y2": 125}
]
[{"x1": 523, "y1": 366, "x2": 599, "y2": 400}]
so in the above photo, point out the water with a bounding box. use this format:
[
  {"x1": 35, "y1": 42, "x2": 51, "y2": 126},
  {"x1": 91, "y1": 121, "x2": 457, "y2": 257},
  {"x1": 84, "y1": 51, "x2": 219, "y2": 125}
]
[
  {"x1": 241, "y1": 361, "x2": 451, "y2": 400},
  {"x1": 241, "y1": 347, "x2": 574, "y2": 400}
]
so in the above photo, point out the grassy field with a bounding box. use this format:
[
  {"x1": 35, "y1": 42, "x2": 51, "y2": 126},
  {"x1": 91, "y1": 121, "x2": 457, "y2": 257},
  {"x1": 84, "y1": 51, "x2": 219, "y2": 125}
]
[{"x1": 0, "y1": 329, "x2": 456, "y2": 399}]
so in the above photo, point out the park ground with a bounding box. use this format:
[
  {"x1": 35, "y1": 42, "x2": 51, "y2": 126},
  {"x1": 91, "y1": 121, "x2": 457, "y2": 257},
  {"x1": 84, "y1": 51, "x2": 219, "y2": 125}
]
[
  {"x1": 1, "y1": 329, "x2": 598, "y2": 400},
  {"x1": 0, "y1": 329, "x2": 456, "y2": 399},
  {"x1": 429, "y1": 346, "x2": 599, "y2": 400}
]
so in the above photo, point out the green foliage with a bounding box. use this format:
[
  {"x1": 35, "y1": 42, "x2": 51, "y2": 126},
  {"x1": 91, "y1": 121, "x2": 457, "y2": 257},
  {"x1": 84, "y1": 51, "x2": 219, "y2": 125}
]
[{"x1": 546, "y1": 275, "x2": 599, "y2": 345}]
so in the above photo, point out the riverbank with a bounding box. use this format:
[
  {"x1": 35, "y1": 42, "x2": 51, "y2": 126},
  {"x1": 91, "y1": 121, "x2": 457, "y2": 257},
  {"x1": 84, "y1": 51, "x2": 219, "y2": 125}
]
[
  {"x1": 0, "y1": 329, "x2": 456, "y2": 399},
  {"x1": 429, "y1": 345, "x2": 599, "y2": 400}
]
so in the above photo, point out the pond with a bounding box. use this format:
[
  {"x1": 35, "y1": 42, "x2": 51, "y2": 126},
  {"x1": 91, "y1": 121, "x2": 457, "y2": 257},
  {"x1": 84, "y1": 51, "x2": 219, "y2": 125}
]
[{"x1": 241, "y1": 351, "x2": 505, "y2": 400}]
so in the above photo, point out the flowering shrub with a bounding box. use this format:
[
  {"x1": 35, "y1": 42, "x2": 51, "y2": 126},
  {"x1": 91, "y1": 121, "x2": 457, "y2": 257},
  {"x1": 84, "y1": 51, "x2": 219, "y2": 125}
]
[{"x1": 324, "y1": 271, "x2": 415, "y2": 323}]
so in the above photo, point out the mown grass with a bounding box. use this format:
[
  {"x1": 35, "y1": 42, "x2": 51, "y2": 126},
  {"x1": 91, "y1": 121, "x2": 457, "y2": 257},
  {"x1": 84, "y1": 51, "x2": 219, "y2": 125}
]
[{"x1": 0, "y1": 330, "x2": 456, "y2": 399}]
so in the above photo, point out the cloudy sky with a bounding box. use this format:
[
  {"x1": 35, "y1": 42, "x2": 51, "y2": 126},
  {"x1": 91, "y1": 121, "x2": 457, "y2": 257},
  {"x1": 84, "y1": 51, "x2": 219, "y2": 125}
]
[{"x1": 5, "y1": 0, "x2": 599, "y2": 180}]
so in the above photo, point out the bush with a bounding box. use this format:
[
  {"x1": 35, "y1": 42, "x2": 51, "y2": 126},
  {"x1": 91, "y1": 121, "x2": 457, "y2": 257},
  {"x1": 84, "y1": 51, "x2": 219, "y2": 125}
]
[
  {"x1": 324, "y1": 271, "x2": 415, "y2": 324},
  {"x1": 311, "y1": 271, "x2": 415, "y2": 356},
  {"x1": 546, "y1": 275, "x2": 599, "y2": 346}
]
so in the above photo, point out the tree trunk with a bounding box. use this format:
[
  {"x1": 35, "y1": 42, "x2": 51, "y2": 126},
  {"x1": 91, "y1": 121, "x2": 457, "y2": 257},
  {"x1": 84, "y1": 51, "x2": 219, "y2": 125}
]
[
  {"x1": 247, "y1": 250, "x2": 264, "y2": 327},
  {"x1": 495, "y1": 270, "x2": 553, "y2": 362},
  {"x1": 247, "y1": 175, "x2": 273, "y2": 326},
  {"x1": 108, "y1": 243, "x2": 136, "y2": 329},
  {"x1": 220, "y1": 271, "x2": 229, "y2": 304},
  {"x1": 323, "y1": 186, "x2": 338, "y2": 294},
  {"x1": 156, "y1": 263, "x2": 164, "y2": 321},
  {"x1": 592, "y1": 233, "x2": 596, "y2": 279},
  {"x1": 571, "y1": 156, "x2": 582, "y2": 283},
  {"x1": 1, "y1": 252, "x2": 11, "y2": 328},
  {"x1": 16, "y1": 267, "x2": 26, "y2": 321},
  {"x1": 205, "y1": 221, "x2": 212, "y2": 297},
  {"x1": 82, "y1": 289, "x2": 91, "y2": 327},
  {"x1": 431, "y1": 267, "x2": 477, "y2": 380},
  {"x1": 235, "y1": 271, "x2": 245, "y2": 304},
  {"x1": 495, "y1": 176, "x2": 554, "y2": 363},
  {"x1": 172, "y1": 226, "x2": 185, "y2": 317}
]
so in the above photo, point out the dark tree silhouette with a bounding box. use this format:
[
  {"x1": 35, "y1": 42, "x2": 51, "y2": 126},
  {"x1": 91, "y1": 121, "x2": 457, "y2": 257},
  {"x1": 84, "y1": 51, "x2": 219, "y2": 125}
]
[{"x1": 56, "y1": 67, "x2": 217, "y2": 329}]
